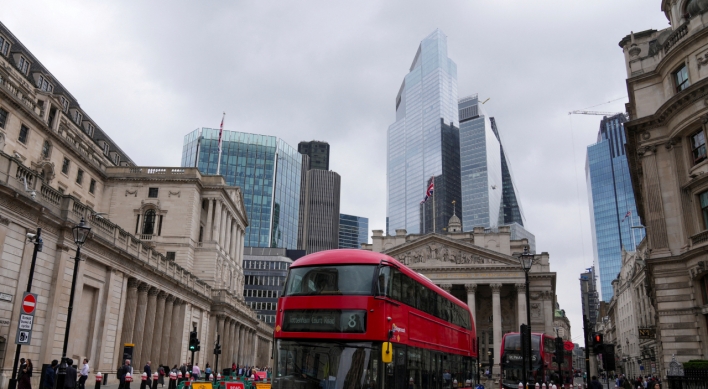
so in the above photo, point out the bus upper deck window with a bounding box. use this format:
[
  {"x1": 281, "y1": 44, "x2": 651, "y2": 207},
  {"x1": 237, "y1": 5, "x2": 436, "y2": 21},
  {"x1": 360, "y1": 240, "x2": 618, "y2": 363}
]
[{"x1": 377, "y1": 266, "x2": 390, "y2": 296}]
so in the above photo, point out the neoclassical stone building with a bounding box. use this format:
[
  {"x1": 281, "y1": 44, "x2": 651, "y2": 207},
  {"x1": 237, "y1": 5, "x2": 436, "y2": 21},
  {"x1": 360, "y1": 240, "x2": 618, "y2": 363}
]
[
  {"x1": 0, "y1": 21, "x2": 270, "y2": 388},
  {"x1": 363, "y1": 218, "x2": 558, "y2": 377},
  {"x1": 618, "y1": 0, "x2": 708, "y2": 372}
]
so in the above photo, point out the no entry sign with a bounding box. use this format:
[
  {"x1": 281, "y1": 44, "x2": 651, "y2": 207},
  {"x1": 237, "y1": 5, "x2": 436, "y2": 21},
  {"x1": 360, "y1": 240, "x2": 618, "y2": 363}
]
[
  {"x1": 22, "y1": 293, "x2": 36, "y2": 314},
  {"x1": 15, "y1": 292, "x2": 37, "y2": 345}
]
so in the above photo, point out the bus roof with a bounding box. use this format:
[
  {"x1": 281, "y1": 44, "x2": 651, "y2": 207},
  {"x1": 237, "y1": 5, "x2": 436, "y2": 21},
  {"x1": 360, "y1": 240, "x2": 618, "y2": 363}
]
[{"x1": 291, "y1": 249, "x2": 470, "y2": 311}]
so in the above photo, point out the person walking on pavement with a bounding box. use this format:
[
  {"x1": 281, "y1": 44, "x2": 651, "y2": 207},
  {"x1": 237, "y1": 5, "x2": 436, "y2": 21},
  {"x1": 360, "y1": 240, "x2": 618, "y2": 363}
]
[
  {"x1": 78, "y1": 359, "x2": 89, "y2": 389},
  {"x1": 590, "y1": 376, "x2": 603, "y2": 389},
  {"x1": 118, "y1": 359, "x2": 133, "y2": 389},
  {"x1": 19, "y1": 358, "x2": 33, "y2": 389},
  {"x1": 44, "y1": 360, "x2": 58, "y2": 389},
  {"x1": 65, "y1": 359, "x2": 78, "y2": 389},
  {"x1": 144, "y1": 361, "x2": 152, "y2": 387},
  {"x1": 192, "y1": 363, "x2": 200, "y2": 381}
]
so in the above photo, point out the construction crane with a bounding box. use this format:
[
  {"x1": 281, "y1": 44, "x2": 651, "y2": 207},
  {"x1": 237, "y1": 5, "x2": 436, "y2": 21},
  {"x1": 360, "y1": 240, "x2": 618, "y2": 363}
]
[{"x1": 568, "y1": 110, "x2": 624, "y2": 116}]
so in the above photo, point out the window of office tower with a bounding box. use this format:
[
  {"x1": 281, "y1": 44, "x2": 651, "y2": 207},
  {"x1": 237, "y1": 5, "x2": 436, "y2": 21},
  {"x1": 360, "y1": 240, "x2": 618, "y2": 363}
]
[{"x1": 692, "y1": 130, "x2": 707, "y2": 164}]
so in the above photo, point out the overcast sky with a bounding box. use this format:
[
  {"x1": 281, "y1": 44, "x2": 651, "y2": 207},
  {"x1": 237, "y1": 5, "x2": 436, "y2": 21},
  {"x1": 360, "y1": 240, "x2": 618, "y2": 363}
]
[{"x1": 3, "y1": 1, "x2": 670, "y2": 344}]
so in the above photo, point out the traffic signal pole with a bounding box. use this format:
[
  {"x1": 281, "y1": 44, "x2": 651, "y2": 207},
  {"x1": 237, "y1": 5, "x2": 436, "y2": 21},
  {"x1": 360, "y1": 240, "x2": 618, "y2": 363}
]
[
  {"x1": 213, "y1": 335, "x2": 221, "y2": 383},
  {"x1": 583, "y1": 315, "x2": 591, "y2": 386}
]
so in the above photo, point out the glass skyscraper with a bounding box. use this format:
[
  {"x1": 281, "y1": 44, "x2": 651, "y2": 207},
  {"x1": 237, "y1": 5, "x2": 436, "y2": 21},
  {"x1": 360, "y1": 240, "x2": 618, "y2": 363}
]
[
  {"x1": 339, "y1": 214, "x2": 369, "y2": 249},
  {"x1": 387, "y1": 29, "x2": 459, "y2": 235},
  {"x1": 586, "y1": 114, "x2": 645, "y2": 301},
  {"x1": 182, "y1": 128, "x2": 303, "y2": 249}
]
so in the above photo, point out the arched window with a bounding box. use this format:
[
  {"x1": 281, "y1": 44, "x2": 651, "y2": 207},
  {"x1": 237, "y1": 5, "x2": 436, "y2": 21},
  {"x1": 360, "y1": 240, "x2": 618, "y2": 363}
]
[{"x1": 142, "y1": 209, "x2": 156, "y2": 235}]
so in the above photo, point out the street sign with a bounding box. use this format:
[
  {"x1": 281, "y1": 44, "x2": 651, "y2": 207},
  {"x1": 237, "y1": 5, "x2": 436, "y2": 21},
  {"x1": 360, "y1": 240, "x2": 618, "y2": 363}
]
[
  {"x1": 638, "y1": 328, "x2": 656, "y2": 339},
  {"x1": 15, "y1": 292, "x2": 37, "y2": 345},
  {"x1": 225, "y1": 383, "x2": 244, "y2": 389},
  {"x1": 0, "y1": 292, "x2": 12, "y2": 302},
  {"x1": 22, "y1": 294, "x2": 36, "y2": 314},
  {"x1": 0, "y1": 319, "x2": 9, "y2": 326},
  {"x1": 191, "y1": 383, "x2": 213, "y2": 389}
]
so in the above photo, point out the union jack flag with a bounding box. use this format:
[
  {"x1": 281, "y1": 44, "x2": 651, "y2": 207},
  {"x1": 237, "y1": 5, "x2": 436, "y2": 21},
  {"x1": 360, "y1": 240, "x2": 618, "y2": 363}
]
[
  {"x1": 420, "y1": 178, "x2": 434, "y2": 204},
  {"x1": 621, "y1": 210, "x2": 631, "y2": 222}
]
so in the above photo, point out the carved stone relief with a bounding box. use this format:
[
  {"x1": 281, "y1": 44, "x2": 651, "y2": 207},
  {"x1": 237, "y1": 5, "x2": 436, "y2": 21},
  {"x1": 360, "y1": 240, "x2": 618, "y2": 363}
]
[{"x1": 394, "y1": 243, "x2": 501, "y2": 266}]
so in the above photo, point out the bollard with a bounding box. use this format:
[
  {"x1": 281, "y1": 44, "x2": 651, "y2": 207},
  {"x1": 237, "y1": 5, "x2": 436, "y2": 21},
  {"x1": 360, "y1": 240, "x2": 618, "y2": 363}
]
[
  {"x1": 519, "y1": 383, "x2": 524, "y2": 389},
  {"x1": 536, "y1": 384, "x2": 540, "y2": 389},
  {"x1": 152, "y1": 373, "x2": 159, "y2": 389},
  {"x1": 95, "y1": 373, "x2": 103, "y2": 389},
  {"x1": 217, "y1": 373, "x2": 221, "y2": 382},
  {"x1": 169, "y1": 372, "x2": 176, "y2": 389},
  {"x1": 210, "y1": 374, "x2": 214, "y2": 381},
  {"x1": 126, "y1": 373, "x2": 133, "y2": 389},
  {"x1": 552, "y1": 385, "x2": 557, "y2": 389},
  {"x1": 542, "y1": 384, "x2": 547, "y2": 389},
  {"x1": 140, "y1": 372, "x2": 148, "y2": 389}
]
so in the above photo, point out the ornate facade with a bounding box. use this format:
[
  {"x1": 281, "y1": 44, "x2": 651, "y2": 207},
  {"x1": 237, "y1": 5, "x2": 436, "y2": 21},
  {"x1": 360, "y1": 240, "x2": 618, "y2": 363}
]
[
  {"x1": 0, "y1": 22, "x2": 270, "y2": 388},
  {"x1": 363, "y1": 222, "x2": 558, "y2": 378},
  {"x1": 618, "y1": 0, "x2": 708, "y2": 372}
]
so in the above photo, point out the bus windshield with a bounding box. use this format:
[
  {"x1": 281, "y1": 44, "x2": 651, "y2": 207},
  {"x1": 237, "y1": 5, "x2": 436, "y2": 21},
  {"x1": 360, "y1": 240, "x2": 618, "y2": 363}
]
[
  {"x1": 284, "y1": 265, "x2": 377, "y2": 296},
  {"x1": 273, "y1": 340, "x2": 380, "y2": 389}
]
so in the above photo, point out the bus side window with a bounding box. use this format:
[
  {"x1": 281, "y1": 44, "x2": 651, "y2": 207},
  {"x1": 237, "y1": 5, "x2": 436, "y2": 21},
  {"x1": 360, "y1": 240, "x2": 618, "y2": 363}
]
[
  {"x1": 402, "y1": 275, "x2": 416, "y2": 307},
  {"x1": 417, "y1": 283, "x2": 429, "y2": 313},
  {"x1": 377, "y1": 266, "x2": 391, "y2": 296},
  {"x1": 391, "y1": 268, "x2": 403, "y2": 302}
]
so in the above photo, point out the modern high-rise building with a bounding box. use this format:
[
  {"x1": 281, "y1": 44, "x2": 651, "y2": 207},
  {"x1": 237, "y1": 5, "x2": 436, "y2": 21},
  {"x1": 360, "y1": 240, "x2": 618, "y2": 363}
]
[
  {"x1": 182, "y1": 128, "x2": 303, "y2": 249},
  {"x1": 387, "y1": 29, "x2": 459, "y2": 235},
  {"x1": 580, "y1": 267, "x2": 600, "y2": 330},
  {"x1": 459, "y1": 96, "x2": 530, "y2": 250},
  {"x1": 298, "y1": 169, "x2": 341, "y2": 253},
  {"x1": 339, "y1": 214, "x2": 369, "y2": 249},
  {"x1": 586, "y1": 114, "x2": 645, "y2": 300},
  {"x1": 243, "y1": 247, "x2": 294, "y2": 326},
  {"x1": 298, "y1": 140, "x2": 330, "y2": 170}
]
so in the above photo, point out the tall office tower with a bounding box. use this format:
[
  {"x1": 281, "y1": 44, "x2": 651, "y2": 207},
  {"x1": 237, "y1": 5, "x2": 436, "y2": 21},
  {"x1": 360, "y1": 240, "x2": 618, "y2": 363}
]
[
  {"x1": 387, "y1": 29, "x2": 459, "y2": 235},
  {"x1": 490, "y1": 117, "x2": 525, "y2": 226},
  {"x1": 299, "y1": 169, "x2": 341, "y2": 253},
  {"x1": 580, "y1": 268, "x2": 600, "y2": 330},
  {"x1": 298, "y1": 141, "x2": 330, "y2": 170},
  {"x1": 586, "y1": 114, "x2": 645, "y2": 300},
  {"x1": 339, "y1": 214, "x2": 369, "y2": 249},
  {"x1": 182, "y1": 128, "x2": 303, "y2": 249}
]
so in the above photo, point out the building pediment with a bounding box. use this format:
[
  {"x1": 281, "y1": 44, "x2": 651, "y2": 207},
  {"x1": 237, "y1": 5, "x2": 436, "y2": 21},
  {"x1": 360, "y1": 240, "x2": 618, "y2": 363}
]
[{"x1": 382, "y1": 233, "x2": 522, "y2": 268}]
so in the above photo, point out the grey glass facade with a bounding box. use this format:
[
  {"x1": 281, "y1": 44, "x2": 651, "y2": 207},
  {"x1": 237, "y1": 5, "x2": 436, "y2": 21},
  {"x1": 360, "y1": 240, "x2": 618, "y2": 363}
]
[
  {"x1": 339, "y1": 214, "x2": 369, "y2": 249},
  {"x1": 459, "y1": 95, "x2": 503, "y2": 230},
  {"x1": 243, "y1": 247, "x2": 293, "y2": 326},
  {"x1": 490, "y1": 117, "x2": 525, "y2": 226},
  {"x1": 586, "y1": 114, "x2": 645, "y2": 301},
  {"x1": 182, "y1": 128, "x2": 302, "y2": 249},
  {"x1": 580, "y1": 267, "x2": 600, "y2": 330},
  {"x1": 387, "y1": 29, "x2": 459, "y2": 235},
  {"x1": 298, "y1": 141, "x2": 330, "y2": 170}
]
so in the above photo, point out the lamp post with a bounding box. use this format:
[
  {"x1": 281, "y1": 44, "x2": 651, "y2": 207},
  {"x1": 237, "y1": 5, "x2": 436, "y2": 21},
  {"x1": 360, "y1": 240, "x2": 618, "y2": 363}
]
[
  {"x1": 55, "y1": 218, "x2": 91, "y2": 389},
  {"x1": 519, "y1": 246, "x2": 534, "y2": 389}
]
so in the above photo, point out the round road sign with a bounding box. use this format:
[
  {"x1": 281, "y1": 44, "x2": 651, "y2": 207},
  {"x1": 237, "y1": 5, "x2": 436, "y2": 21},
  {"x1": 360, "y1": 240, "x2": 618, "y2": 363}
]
[{"x1": 22, "y1": 294, "x2": 36, "y2": 314}]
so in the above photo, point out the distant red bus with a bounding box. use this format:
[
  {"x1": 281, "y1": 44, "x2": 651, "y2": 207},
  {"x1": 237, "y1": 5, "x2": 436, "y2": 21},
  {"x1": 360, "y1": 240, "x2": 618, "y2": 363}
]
[
  {"x1": 499, "y1": 333, "x2": 573, "y2": 389},
  {"x1": 273, "y1": 249, "x2": 478, "y2": 389}
]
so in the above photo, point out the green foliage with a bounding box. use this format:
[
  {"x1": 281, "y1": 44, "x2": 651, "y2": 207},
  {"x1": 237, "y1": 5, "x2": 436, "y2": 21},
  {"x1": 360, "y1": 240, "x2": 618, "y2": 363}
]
[{"x1": 682, "y1": 360, "x2": 708, "y2": 370}]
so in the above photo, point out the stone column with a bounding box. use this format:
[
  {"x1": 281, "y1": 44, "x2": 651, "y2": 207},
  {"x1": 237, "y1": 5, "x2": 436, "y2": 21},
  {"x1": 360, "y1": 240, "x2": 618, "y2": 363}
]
[
  {"x1": 160, "y1": 295, "x2": 176, "y2": 364},
  {"x1": 491, "y1": 283, "x2": 502, "y2": 376},
  {"x1": 206, "y1": 199, "x2": 214, "y2": 241},
  {"x1": 224, "y1": 217, "x2": 232, "y2": 258},
  {"x1": 168, "y1": 299, "x2": 184, "y2": 365},
  {"x1": 230, "y1": 223, "x2": 238, "y2": 259},
  {"x1": 220, "y1": 208, "x2": 228, "y2": 247},
  {"x1": 213, "y1": 201, "x2": 222, "y2": 244},
  {"x1": 237, "y1": 325, "x2": 244, "y2": 364},
  {"x1": 120, "y1": 278, "x2": 140, "y2": 346},
  {"x1": 543, "y1": 291, "x2": 554, "y2": 335},
  {"x1": 151, "y1": 291, "x2": 168, "y2": 365},
  {"x1": 140, "y1": 287, "x2": 159, "y2": 367},
  {"x1": 231, "y1": 321, "x2": 239, "y2": 365},
  {"x1": 464, "y1": 283, "x2": 477, "y2": 326},
  {"x1": 132, "y1": 283, "x2": 150, "y2": 368},
  {"x1": 439, "y1": 283, "x2": 452, "y2": 293},
  {"x1": 516, "y1": 283, "x2": 527, "y2": 329},
  {"x1": 238, "y1": 229, "x2": 244, "y2": 266},
  {"x1": 225, "y1": 320, "x2": 234, "y2": 366}
]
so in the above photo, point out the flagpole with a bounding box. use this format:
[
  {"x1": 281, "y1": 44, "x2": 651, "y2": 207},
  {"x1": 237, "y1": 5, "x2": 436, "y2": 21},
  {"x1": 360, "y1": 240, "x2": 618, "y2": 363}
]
[
  {"x1": 629, "y1": 212, "x2": 636, "y2": 250},
  {"x1": 216, "y1": 112, "x2": 225, "y2": 176},
  {"x1": 432, "y1": 176, "x2": 436, "y2": 233}
]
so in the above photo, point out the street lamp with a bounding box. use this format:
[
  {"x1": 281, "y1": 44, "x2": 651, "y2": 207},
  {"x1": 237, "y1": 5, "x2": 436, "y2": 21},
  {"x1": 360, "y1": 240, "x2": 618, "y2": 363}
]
[
  {"x1": 519, "y1": 246, "x2": 535, "y2": 389},
  {"x1": 55, "y1": 218, "x2": 91, "y2": 389}
]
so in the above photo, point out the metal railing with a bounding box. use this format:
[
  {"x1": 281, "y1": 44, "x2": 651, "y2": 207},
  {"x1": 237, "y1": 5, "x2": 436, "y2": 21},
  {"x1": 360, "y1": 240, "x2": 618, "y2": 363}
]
[{"x1": 664, "y1": 23, "x2": 689, "y2": 54}]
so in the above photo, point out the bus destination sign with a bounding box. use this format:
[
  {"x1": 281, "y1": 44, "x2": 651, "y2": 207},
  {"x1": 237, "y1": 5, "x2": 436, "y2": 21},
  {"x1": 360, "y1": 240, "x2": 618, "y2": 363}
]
[{"x1": 283, "y1": 310, "x2": 366, "y2": 333}]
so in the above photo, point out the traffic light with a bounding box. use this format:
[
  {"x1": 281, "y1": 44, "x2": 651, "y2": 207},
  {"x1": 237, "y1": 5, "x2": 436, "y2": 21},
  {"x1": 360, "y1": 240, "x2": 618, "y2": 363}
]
[
  {"x1": 554, "y1": 337, "x2": 564, "y2": 367},
  {"x1": 189, "y1": 329, "x2": 200, "y2": 351},
  {"x1": 214, "y1": 343, "x2": 222, "y2": 355},
  {"x1": 592, "y1": 333, "x2": 604, "y2": 355}
]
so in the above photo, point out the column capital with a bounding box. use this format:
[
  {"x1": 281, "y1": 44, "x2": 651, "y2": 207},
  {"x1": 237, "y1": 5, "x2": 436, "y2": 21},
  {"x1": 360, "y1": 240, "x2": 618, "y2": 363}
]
[
  {"x1": 464, "y1": 283, "x2": 477, "y2": 293},
  {"x1": 128, "y1": 278, "x2": 140, "y2": 289},
  {"x1": 172, "y1": 298, "x2": 182, "y2": 305},
  {"x1": 515, "y1": 283, "x2": 526, "y2": 291},
  {"x1": 490, "y1": 283, "x2": 502, "y2": 293},
  {"x1": 138, "y1": 283, "x2": 150, "y2": 293},
  {"x1": 165, "y1": 294, "x2": 176, "y2": 303},
  {"x1": 148, "y1": 287, "x2": 159, "y2": 296},
  {"x1": 438, "y1": 283, "x2": 453, "y2": 292},
  {"x1": 157, "y1": 291, "x2": 168, "y2": 299}
]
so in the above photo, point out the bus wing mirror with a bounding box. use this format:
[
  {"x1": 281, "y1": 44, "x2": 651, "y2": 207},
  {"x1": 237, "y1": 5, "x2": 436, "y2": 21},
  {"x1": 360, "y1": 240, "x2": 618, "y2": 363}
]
[{"x1": 382, "y1": 342, "x2": 393, "y2": 364}]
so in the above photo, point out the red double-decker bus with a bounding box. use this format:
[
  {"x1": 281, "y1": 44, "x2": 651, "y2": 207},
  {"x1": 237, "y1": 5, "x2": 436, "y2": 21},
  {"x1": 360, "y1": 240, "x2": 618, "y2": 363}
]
[
  {"x1": 499, "y1": 333, "x2": 573, "y2": 389},
  {"x1": 272, "y1": 249, "x2": 478, "y2": 389}
]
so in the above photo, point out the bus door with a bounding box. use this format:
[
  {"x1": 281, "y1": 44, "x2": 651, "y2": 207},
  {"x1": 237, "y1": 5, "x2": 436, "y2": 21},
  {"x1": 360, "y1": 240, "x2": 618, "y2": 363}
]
[{"x1": 385, "y1": 345, "x2": 407, "y2": 389}]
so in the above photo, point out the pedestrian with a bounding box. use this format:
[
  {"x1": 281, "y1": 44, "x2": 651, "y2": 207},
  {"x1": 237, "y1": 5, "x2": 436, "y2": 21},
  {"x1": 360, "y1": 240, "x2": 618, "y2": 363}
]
[
  {"x1": 79, "y1": 359, "x2": 90, "y2": 389},
  {"x1": 192, "y1": 363, "x2": 200, "y2": 380},
  {"x1": 144, "y1": 361, "x2": 152, "y2": 387},
  {"x1": 44, "y1": 360, "x2": 58, "y2": 389},
  {"x1": 179, "y1": 363, "x2": 187, "y2": 383},
  {"x1": 118, "y1": 359, "x2": 133, "y2": 389},
  {"x1": 205, "y1": 364, "x2": 212, "y2": 378},
  {"x1": 19, "y1": 358, "x2": 33, "y2": 389},
  {"x1": 590, "y1": 376, "x2": 603, "y2": 389},
  {"x1": 158, "y1": 366, "x2": 165, "y2": 387},
  {"x1": 65, "y1": 359, "x2": 78, "y2": 389}
]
